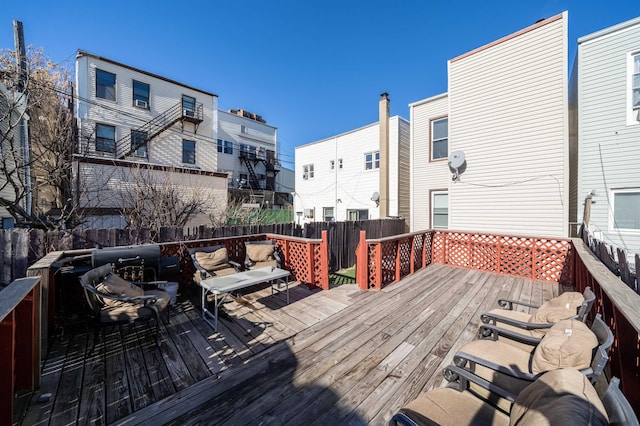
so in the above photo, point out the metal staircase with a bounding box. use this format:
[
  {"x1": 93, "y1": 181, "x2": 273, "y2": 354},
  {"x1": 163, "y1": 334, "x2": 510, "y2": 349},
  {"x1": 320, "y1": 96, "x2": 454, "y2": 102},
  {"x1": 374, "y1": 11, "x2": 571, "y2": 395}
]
[
  {"x1": 239, "y1": 148, "x2": 281, "y2": 190},
  {"x1": 115, "y1": 101, "x2": 203, "y2": 159}
]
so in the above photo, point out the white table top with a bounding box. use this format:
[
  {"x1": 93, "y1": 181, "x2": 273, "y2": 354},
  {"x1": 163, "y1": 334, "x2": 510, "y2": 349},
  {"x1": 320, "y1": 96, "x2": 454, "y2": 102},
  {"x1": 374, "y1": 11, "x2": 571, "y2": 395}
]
[{"x1": 200, "y1": 267, "x2": 289, "y2": 295}]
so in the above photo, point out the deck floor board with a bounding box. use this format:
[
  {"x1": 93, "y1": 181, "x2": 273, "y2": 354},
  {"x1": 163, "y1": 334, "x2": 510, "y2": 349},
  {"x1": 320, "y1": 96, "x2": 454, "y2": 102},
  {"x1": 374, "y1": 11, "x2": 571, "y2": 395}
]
[{"x1": 19, "y1": 266, "x2": 564, "y2": 425}]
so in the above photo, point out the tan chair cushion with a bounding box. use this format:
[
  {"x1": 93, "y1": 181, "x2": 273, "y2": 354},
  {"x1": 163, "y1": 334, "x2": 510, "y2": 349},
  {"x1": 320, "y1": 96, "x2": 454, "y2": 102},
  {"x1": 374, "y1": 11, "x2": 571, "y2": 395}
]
[
  {"x1": 531, "y1": 319, "x2": 598, "y2": 374},
  {"x1": 96, "y1": 273, "x2": 144, "y2": 307},
  {"x1": 195, "y1": 248, "x2": 228, "y2": 272},
  {"x1": 400, "y1": 387, "x2": 510, "y2": 426},
  {"x1": 247, "y1": 244, "x2": 274, "y2": 262},
  {"x1": 510, "y1": 368, "x2": 608, "y2": 425},
  {"x1": 530, "y1": 292, "x2": 584, "y2": 324}
]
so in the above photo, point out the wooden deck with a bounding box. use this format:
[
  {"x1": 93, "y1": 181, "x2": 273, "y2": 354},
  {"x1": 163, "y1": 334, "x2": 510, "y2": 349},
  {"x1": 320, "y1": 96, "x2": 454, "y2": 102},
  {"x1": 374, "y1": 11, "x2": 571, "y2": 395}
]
[{"x1": 17, "y1": 264, "x2": 566, "y2": 425}]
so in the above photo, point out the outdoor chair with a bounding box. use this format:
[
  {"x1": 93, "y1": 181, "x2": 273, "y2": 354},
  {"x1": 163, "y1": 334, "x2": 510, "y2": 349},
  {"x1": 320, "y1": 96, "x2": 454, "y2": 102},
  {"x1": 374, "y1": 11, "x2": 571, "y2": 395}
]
[
  {"x1": 448, "y1": 314, "x2": 613, "y2": 398},
  {"x1": 244, "y1": 240, "x2": 282, "y2": 270},
  {"x1": 189, "y1": 245, "x2": 241, "y2": 283},
  {"x1": 478, "y1": 287, "x2": 595, "y2": 349},
  {"x1": 79, "y1": 264, "x2": 170, "y2": 347},
  {"x1": 389, "y1": 367, "x2": 638, "y2": 426}
]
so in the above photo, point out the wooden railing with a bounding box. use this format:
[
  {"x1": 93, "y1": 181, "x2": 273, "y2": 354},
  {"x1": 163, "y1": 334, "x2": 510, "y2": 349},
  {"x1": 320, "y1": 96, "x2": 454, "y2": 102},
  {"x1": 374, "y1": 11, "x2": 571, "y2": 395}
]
[
  {"x1": 0, "y1": 276, "x2": 41, "y2": 426},
  {"x1": 158, "y1": 232, "x2": 330, "y2": 290},
  {"x1": 572, "y1": 238, "x2": 640, "y2": 414}
]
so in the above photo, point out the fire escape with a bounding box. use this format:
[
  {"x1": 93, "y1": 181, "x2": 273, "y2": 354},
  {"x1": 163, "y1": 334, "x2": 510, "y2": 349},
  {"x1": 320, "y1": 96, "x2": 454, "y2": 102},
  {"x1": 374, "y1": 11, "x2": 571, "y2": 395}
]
[
  {"x1": 238, "y1": 147, "x2": 281, "y2": 190},
  {"x1": 114, "y1": 101, "x2": 204, "y2": 159}
]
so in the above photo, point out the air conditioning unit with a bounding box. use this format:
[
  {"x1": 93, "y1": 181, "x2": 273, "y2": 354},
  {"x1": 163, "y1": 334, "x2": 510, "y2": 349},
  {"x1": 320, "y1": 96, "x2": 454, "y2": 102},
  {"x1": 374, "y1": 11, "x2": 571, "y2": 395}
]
[
  {"x1": 135, "y1": 99, "x2": 148, "y2": 108},
  {"x1": 183, "y1": 109, "x2": 195, "y2": 118}
]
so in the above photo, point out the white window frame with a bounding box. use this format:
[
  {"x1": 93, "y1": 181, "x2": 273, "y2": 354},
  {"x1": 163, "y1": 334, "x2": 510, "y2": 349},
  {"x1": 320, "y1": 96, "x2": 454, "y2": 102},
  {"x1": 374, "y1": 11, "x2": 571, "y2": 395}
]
[
  {"x1": 628, "y1": 52, "x2": 640, "y2": 125},
  {"x1": 304, "y1": 208, "x2": 314, "y2": 219},
  {"x1": 347, "y1": 209, "x2": 368, "y2": 221},
  {"x1": 330, "y1": 160, "x2": 335, "y2": 170},
  {"x1": 364, "y1": 151, "x2": 380, "y2": 170},
  {"x1": 303, "y1": 164, "x2": 314, "y2": 180},
  {"x1": 609, "y1": 188, "x2": 640, "y2": 233},
  {"x1": 431, "y1": 117, "x2": 448, "y2": 161},
  {"x1": 431, "y1": 191, "x2": 448, "y2": 230},
  {"x1": 338, "y1": 158, "x2": 343, "y2": 169},
  {"x1": 323, "y1": 207, "x2": 335, "y2": 222}
]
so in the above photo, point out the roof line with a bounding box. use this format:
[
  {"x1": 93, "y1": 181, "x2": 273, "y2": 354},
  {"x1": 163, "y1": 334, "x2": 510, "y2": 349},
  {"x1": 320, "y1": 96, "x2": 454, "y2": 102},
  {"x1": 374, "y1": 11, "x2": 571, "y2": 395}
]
[
  {"x1": 450, "y1": 12, "x2": 565, "y2": 64},
  {"x1": 76, "y1": 49, "x2": 218, "y2": 97}
]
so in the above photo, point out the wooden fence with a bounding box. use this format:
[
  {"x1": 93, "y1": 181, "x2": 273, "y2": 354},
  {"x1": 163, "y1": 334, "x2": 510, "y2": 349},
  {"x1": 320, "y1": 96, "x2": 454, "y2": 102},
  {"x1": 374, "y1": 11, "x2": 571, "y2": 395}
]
[
  {"x1": 0, "y1": 219, "x2": 406, "y2": 286},
  {"x1": 582, "y1": 228, "x2": 639, "y2": 294}
]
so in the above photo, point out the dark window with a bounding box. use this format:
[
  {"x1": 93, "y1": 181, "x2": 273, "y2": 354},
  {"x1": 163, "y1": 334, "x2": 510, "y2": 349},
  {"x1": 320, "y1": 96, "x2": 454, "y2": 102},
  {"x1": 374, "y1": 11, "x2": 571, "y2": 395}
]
[
  {"x1": 182, "y1": 95, "x2": 196, "y2": 115},
  {"x1": 182, "y1": 140, "x2": 196, "y2": 164},
  {"x1": 96, "y1": 69, "x2": 116, "y2": 101},
  {"x1": 365, "y1": 151, "x2": 380, "y2": 170},
  {"x1": 217, "y1": 139, "x2": 233, "y2": 154},
  {"x1": 133, "y1": 80, "x2": 150, "y2": 108},
  {"x1": 131, "y1": 130, "x2": 148, "y2": 157},
  {"x1": 96, "y1": 123, "x2": 116, "y2": 153},
  {"x1": 431, "y1": 117, "x2": 448, "y2": 160}
]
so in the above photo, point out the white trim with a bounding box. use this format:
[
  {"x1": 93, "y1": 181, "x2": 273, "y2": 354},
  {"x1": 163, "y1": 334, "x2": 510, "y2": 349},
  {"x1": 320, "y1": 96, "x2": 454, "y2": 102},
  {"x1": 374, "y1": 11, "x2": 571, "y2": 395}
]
[
  {"x1": 431, "y1": 191, "x2": 449, "y2": 230},
  {"x1": 609, "y1": 188, "x2": 640, "y2": 233},
  {"x1": 627, "y1": 52, "x2": 640, "y2": 126},
  {"x1": 578, "y1": 17, "x2": 640, "y2": 46},
  {"x1": 409, "y1": 92, "x2": 448, "y2": 108}
]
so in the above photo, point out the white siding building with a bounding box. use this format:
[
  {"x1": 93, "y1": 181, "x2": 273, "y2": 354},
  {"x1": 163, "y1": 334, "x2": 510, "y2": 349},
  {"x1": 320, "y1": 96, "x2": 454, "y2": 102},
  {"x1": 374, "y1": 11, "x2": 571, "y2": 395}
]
[
  {"x1": 410, "y1": 13, "x2": 570, "y2": 238},
  {"x1": 74, "y1": 50, "x2": 227, "y2": 227},
  {"x1": 573, "y1": 16, "x2": 640, "y2": 252},
  {"x1": 295, "y1": 113, "x2": 409, "y2": 224}
]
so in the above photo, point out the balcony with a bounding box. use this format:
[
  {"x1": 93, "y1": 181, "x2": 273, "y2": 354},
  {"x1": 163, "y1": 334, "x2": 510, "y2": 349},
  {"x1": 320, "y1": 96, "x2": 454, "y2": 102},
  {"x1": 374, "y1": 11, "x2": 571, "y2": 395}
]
[{"x1": 7, "y1": 230, "x2": 640, "y2": 424}]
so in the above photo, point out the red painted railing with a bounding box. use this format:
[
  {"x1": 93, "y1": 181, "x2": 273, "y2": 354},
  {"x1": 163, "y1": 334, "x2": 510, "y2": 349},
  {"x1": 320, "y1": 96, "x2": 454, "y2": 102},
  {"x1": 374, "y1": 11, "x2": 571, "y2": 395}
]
[
  {"x1": 159, "y1": 232, "x2": 330, "y2": 290},
  {"x1": 572, "y1": 238, "x2": 640, "y2": 414},
  {"x1": 0, "y1": 276, "x2": 41, "y2": 426}
]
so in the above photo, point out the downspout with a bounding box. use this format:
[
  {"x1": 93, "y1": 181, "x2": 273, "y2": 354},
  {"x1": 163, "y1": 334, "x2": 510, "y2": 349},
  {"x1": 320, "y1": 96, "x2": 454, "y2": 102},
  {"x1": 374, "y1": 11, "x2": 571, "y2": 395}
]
[{"x1": 379, "y1": 93, "x2": 390, "y2": 218}]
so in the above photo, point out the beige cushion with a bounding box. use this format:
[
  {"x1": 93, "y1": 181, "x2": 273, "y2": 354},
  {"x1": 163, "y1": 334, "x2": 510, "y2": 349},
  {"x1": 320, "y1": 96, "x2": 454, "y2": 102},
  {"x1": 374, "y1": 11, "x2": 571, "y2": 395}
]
[
  {"x1": 530, "y1": 292, "x2": 584, "y2": 324},
  {"x1": 531, "y1": 319, "x2": 598, "y2": 374},
  {"x1": 195, "y1": 248, "x2": 228, "y2": 271},
  {"x1": 247, "y1": 244, "x2": 274, "y2": 262},
  {"x1": 401, "y1": 387, "x2": 510, "y2": 426},
  {"x1": 510, "y1": 368, "x2": 608, "y2": 426},
  {"x1": 96, "y1": 273, "x2": 144, "y2": 307}
]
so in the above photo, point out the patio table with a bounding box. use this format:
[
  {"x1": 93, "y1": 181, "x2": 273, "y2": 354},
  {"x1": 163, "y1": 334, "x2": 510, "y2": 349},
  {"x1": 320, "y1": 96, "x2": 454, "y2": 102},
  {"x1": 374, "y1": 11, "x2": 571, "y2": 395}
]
[{"x1": 199, "y1": 267, "x2": 290, "y2": 330}]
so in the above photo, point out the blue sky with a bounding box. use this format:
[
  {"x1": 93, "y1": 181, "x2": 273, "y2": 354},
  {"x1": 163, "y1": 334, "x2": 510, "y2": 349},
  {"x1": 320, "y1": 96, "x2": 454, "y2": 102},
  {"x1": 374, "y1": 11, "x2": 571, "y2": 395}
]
[{"x1": 1, "y1": 1, "x2": 638, "y2": 169}]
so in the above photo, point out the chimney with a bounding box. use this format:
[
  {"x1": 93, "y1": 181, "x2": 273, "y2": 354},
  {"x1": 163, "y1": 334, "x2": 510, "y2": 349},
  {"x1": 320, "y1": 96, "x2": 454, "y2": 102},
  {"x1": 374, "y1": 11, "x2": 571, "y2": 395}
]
[{"x1": 379, "y1": 92, "x2": 390, "y2": 217}]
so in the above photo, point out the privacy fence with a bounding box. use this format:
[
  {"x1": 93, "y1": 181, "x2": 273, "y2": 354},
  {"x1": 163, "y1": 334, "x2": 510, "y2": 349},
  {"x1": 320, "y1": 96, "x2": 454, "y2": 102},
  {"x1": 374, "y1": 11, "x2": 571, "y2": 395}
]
[{"x1": 0, "y1": 218, "x2": 406, "y2": 285}]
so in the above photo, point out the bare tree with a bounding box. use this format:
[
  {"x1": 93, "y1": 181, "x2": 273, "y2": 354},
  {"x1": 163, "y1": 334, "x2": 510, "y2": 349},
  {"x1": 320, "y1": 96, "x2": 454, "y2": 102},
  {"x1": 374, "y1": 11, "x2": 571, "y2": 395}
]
[{"x1": 0, "y1": 47, "x2": 80, "y2": 229}]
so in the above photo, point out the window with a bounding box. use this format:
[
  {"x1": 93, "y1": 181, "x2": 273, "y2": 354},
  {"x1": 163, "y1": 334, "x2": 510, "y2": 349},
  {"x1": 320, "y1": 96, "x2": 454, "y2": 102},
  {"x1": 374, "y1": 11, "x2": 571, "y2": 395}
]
[
  {"x1": 131, "y1": 130, "x2": 148, "y2": 157},
  {"x1": 364, "y1": 151, "x2": 380, "y2": 170},
  {"x1": 303, "y1": 164, "x2": 314, "y2": 180},
  {"x1": 182, "y1": 140, "x2": 196, "y2": 164},
  {"x1": 431, "y1": 117, "x2": 448, "y2": 160},
  {"x1": 304, "y1": 208, "x2": 314, "y2": 219},
  {"x1": 323, "y1": 207, "x2": 335, "y2": 222},
  {"x1": 239, "y1": 143, "x2": 256, "y2": 159},
  {"x1": 431, "y1": 191, "x2": 448, "y2": 229},
  {"x1": 347, "y1": 209, "x2": 368, "y2": 221},
  {"x1": 330, "y1": 160, "x2": 335, "y2": 170},
  {"x1": 338, "y1": 158, "x2": 343, "y2": 169},
  {"x1": 241, "y1": 125, "x2": 248, "y2": 134},
  {"x1": 611, "y1": 189, "x2": 640, "y2": 230},
  {"x1": 182, "y1": 95, "x2": 196, "y2": 116},
  {"x1": 133, "y1": 80, "x2": 150, "y2": 108},
  {"x1": 95, "y1": 123, "x2": 115, "y2": 153},
  {"x1": 217, "y1": 139, "x2": 233, "y2": 154},
  {"x1": 633, "y1": 54, "x2": 640, "y2": 117},
  {"x1": 96, "y1": 69, "x2": 116, "y2": 101}
]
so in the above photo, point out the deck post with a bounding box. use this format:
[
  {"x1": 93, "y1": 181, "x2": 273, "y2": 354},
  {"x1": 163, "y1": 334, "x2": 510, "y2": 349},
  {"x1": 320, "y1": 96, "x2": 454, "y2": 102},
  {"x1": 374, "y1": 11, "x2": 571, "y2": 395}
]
[
  {"x1": 355, "y1": 230, "x2": 368, "y2": 290},
  {"x1": 320, "y1": 230, "x2": 329, "y2": 290}
]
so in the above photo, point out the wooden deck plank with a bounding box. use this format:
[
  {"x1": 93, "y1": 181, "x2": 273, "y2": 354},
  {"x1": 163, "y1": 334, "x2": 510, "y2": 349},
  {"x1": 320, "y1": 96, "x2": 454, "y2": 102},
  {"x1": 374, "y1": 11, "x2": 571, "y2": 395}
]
[
  {"x1": 22, "y1": 266, "x2": 563, "y2": 426},
  {"x1": 76, "y1": 335, "x2": 106, "y2": 425}
]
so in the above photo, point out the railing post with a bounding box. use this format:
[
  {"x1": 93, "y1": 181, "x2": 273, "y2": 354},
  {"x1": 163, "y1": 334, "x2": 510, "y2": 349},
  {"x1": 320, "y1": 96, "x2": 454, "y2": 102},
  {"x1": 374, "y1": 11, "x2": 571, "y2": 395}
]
[
  {"x1": 0, "y1": 311, "x2": 16, "y2": 426},
  {"x1": 320, "y1": 230, "x2": 329, "y2": 290},
  {"x1": 356, "y1": 230, "x2": 368, "y2": 290}
]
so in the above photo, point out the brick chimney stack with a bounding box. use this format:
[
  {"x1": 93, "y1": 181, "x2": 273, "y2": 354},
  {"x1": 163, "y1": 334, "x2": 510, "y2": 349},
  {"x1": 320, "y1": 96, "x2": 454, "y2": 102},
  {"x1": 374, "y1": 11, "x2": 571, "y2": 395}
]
[{"x1": 379, "y1": 92, "x2": 390, "y2": 217}]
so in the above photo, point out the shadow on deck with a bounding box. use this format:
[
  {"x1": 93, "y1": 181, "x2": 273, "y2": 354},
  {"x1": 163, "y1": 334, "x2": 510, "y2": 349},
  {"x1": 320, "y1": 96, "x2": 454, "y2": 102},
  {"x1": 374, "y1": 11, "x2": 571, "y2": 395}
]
[{"x1": 18, "y1": 264, "x2": 566, "y2": 425}]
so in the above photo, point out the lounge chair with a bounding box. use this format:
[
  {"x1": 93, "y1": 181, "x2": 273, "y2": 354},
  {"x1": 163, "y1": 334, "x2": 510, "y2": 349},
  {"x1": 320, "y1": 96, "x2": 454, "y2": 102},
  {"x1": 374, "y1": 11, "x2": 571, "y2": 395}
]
[
  {"x1": 189, "y1": 245, "x2": 241, "y2": 282},
  {"x1": 478, "y1": 287, "x2": 595, "y2": 349},
  {"x1": 389, "y1": 368, "x2": 637, "y2": 426},
  {"x1": 448, "y1": 314, "x2": 613, "y2": 397},
  {"x1": 244, "y1": 240, "x2": 282, "y2": 270},
  {"x1": 80, "y1": 264, "x2": 170, "y2": 347}
]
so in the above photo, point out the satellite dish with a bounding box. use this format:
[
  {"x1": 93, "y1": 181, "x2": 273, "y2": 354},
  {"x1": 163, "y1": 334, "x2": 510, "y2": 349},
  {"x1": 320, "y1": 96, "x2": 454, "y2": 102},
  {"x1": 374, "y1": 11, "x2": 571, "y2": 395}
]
[
  {"x1": 371, "y1": 192, "x2": 380, "y2": 202},
  {"x1": 448, "y1": 150, "x2": 466, "y2": 181}
]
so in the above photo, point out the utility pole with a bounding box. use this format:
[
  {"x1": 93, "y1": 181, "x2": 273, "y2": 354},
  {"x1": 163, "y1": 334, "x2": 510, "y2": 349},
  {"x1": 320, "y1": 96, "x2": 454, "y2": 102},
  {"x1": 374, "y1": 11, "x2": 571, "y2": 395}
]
[{"x1": 13, "y1": 19, "x2": 32, "y2": 218}]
